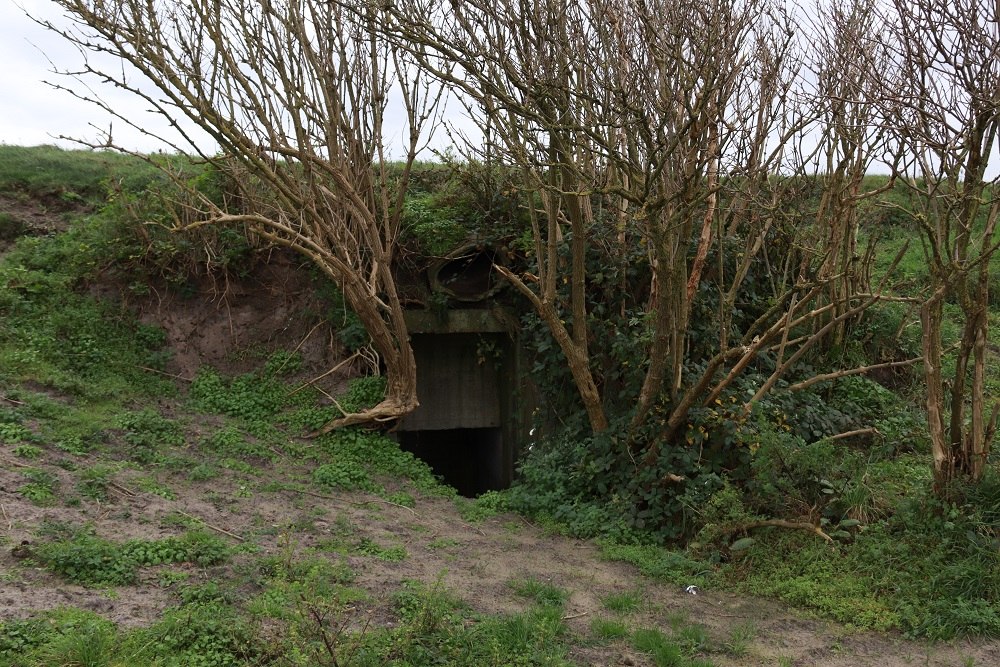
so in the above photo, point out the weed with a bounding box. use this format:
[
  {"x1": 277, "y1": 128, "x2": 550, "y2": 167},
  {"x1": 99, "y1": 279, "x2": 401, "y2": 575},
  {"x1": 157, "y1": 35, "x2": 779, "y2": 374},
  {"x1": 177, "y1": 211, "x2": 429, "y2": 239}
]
[
  {"x1": 33, "y1": 530, "x2": 138, "y2": 586},
  {"x1": 601, "y1": 589, "x2": 643, "y2": 614},
  {"x1": 18, "y1": 469, "x2": 58, "y2": 506},
  {"x1": 189, "y1": 462, "x2": 220, "y2": 482},
  {"x1": 314, "y1": 427, "x2": 452, "y2": 495},
  {"x1": 0, "y1": 616, "x2": 52, "y2": 660},
  {"x1": 510, "y1": 578, "x2": 568, "y2": 608},
  {"x1": 156, "y1": 569, "x2": 190, "y2": 588},
  {"x1": 133, "y1": 475, "x2": 176, "y2": 499},
  {"x1": 76, "y1": 464, "x2": 115, "y2": 500},
  {"x1": 33, "y1": 527, "x2": 231, "y2": 586},
  {"x1": 313, "y1": 460, "x2": 377, "y2": 492},
  {"x1": 632, "y1": 628, "x2": 686, "y2": 667},
  {"x1": 0, "y1": 422, "x2": 31, "y2": 444},
  {"x1": 55, "y1": 433, "x2": 101, "y2": 456},
  {"x1": 115, "y1": 409, "x2": 185, "y2": 463},
  {"x1": 386, "y1": 490, "x2": 416, "y2": 507},
  {"x1": 126, "y1": 602, "x2": 264, "y2": 667},
  {"x1": 600, "y1": 542, "x2": 710, "y2": 586},
  {"x1": 427, "y1": 537, "x2": 460, "y2": 550},
  {"x1": 189, "y1": 366, "x2": 288, "y2": 428},
  {"x1": 12, "y1": 443, "x2": 42, "y2": 459},
  {"x1": 724, "y1": 621, "x2": 756, "y2": 656},
  {"x1": 201, "y1": 425, "x2": 276, "y2": 462},
  {"x1": 675, "y1": 623, "x2": 710, "y2": 654},
  {"x1": 357, "y1": 537, "x2": 408, "y2": 562},
  {"x1": 591, "y1": 617, "x2": 631, "y2": 642},
  {"x1": 0, "y1": 608, "x2": 124, "y2": 667},
  {"x1": 178, "y1": 581, "x2": 231, "y2": 605},
  {"x1": 457, "y1": 489, "x2": 510, "y2": 522},
  {"x1": 122, "y1": 530, "x2": 231, "y2": 567}
]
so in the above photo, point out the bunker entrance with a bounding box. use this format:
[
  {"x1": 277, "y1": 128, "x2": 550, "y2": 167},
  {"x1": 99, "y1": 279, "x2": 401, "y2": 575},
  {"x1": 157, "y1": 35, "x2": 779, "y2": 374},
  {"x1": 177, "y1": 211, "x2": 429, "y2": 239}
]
[
  {"x1": 396, "y1": 311, "x2": 527, "y2": 498},
  {"x1": 398, "y1": 428, "x2": 505, "y2": 498}
]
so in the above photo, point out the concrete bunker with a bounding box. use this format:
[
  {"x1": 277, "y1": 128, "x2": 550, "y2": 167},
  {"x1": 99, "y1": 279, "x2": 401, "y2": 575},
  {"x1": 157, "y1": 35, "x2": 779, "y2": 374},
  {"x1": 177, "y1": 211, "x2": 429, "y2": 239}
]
[{"x1": 397, "y1": 306, "x2": 524, "y2": 498}]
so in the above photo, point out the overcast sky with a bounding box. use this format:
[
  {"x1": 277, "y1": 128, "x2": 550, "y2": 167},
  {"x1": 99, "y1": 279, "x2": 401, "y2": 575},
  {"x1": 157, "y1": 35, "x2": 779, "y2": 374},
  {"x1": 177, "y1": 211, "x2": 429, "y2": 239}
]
[
  {"x1": 1, "y1": 0, "x2": 470, "y2": 156},
  {"x1": 1, "y1": 1, "x2": 200, "y2": 152}
]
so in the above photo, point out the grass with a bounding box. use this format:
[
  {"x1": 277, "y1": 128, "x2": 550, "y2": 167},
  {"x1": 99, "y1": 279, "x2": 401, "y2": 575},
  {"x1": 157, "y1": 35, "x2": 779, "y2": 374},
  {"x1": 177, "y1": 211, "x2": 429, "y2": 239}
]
[
  {"x1": 601, "y1": 589, "x2": 644, "y2": 614},
  {"x1": 6, "y1": 145, "x2": 1000, "y2": 666},
  {"x1": 0, "y1": 144, "x2": 161, "y2": 203},
  {"x1": 510, "y1": 577, "x2": 569, "y2": 608}
]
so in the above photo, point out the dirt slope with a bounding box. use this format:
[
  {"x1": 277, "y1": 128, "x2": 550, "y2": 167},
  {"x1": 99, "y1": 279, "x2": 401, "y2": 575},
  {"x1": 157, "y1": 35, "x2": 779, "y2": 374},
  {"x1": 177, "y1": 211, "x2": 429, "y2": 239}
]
[{"x1": 2, "y1": 443, "x2": 998, "y2": 667}]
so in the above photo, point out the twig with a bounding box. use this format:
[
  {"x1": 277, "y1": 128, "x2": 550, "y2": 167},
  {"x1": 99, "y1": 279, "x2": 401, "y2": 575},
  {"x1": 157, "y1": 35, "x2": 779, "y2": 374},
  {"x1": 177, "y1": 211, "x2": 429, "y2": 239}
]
[
  {"x1": 109, "y1": 481, "x2": 137, "y2": 497},
  {"x1": 786, "y1": 356, "x2": 923, "y2": 392},
  {"x1": 1, "y1": 503, "x2": 11, "y2": 530},
  {"x1": 138, "y1": 366, "x2": 194, "y2": 382},
  {"x1": 562, "y1": 611, "x2": 589, "y2": 621},
  {"x1": 176, "y1": 510, "x2": 245, "y2": 542},
  {"x1": 274, "y1": 320, "x2": 325, "y2": 375},
  {"x1": 821, "y1": 428, "x2": 877, "y2": 443},
  {"x1": 1, "y1": 458, "x2": 34, "y2": 469},
  {"x1": 288, "y1": 351, "x2": 362, "y2": 396},
  {"x1": 0, "y1": 395, "x2": 25, "y2": 406}
]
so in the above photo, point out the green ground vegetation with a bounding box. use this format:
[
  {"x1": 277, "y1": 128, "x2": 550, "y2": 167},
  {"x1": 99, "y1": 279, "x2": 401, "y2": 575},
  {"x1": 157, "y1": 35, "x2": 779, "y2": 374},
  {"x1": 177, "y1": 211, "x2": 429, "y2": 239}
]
[{"x1": 1, "y1": 146, "x2": 999, "y2": 663}]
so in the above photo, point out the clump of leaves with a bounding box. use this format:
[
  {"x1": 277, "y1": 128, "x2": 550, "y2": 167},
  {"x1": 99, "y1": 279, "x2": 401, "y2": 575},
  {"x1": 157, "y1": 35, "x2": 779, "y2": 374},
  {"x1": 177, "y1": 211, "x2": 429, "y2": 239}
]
[
  {"x1": 12, "y1": 443, "x2": 43, "y2": 459},
  {"x1": 32, "y1": 527, "x2": 231, "y2": 586},
  {"x1": 313, "y1": 460, "x2": 377, "y2": 492},
  {"x1": 201, "y1": 425, "x2": 276, "y2": 462},
  {"x1": 33, "y1": 530, "x2": 138, "y2": 586},
  {"x1": 314, "y1": 427, "x2": 450, "y2": 495},
  {"x1": 116, "y1": 409, "x2": 185, "y2": 463},
  {"x1": 401, "y1": 192, "x2": 470, "y2": 257},
  {"x1": 18, "y1": 469, "x2": 59, "y2": 506},
  {"x1": 76, "y1": 464, "x2": 116, "y2": 501}
]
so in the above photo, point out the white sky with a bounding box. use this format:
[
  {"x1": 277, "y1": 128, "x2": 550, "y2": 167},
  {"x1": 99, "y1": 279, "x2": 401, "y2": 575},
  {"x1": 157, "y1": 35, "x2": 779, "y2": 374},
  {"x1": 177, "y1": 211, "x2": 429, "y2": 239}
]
[
  {"x1": 0, "y1": 0, "x2": 205, "y2": 152},
  {"x1": 0, "y1": 0, "x2": 469, "y2": 156}
]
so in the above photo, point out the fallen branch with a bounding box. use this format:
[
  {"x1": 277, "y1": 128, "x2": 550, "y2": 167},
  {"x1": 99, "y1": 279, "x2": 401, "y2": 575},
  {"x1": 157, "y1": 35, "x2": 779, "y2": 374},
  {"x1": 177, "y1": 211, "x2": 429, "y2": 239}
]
[
  {"x1": 562, "y1": 611, "x2": 589, "y2": 621},
  {"x1": 725, "y1": 519, "x2": 834, "y2": 543},
  {"x1": 0, "y1": 395, "x2": 25, "y2": 406},
  {"x1": 1, "y1": 458, "x2": 34, "y2": 469},
  {"x1": 176, "y1": 510, "x2": 245, "y2": 542},
  {"x1": 109, "y1": 481, "x2": 138, "y2": 497},
  {"x1": 786, "y1": 356, "x2": 923, "y2": 392},
  {"x1": 821, "y1": 427, "x2": 878, "y2": 443}
]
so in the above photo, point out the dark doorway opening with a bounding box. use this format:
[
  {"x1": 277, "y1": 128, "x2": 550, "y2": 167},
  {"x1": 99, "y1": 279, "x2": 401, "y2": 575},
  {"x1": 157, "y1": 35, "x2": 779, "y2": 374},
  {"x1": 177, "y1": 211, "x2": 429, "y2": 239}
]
[{"x1": 398, "y1": 427, "x2": 506, "y2": 497}]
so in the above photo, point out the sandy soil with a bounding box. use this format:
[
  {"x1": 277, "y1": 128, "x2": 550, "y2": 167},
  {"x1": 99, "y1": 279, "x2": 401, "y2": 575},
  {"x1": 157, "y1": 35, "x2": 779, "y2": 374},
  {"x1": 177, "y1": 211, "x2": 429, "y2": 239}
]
[{"x1": 2, "y1": 451, "x2": 999, "y2": 667}]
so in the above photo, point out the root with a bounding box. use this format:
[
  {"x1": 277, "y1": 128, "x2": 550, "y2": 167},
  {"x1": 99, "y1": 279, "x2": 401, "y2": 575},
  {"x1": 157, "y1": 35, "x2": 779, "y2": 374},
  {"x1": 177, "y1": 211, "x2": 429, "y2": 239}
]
[{"x1": 306, "y1": 397, "x2": 417, "y2": 437}]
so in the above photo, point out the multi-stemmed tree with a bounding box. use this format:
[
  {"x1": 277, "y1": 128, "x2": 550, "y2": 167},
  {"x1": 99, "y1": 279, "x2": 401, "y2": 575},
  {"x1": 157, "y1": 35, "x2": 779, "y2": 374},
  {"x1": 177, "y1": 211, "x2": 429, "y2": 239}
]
[{"x1": 40, "y1": 0, "x2": 447, "y2": 430}]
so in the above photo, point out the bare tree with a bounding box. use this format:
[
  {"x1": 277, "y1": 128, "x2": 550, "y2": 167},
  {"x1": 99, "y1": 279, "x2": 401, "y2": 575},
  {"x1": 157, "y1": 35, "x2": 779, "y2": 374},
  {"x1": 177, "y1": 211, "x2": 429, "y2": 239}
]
[
  {"x1": 37, "y1": 0, "x2": 446, "y2": 430},
  {"x1": 373, "y1": 0, "x2": 894, "y2": 453},
  {"x1": 807, "y1": 0, "x2": 903, "y2": 348},
  {"x1": 876, "y1": 0, "x2": 1000, "y2": 488}
]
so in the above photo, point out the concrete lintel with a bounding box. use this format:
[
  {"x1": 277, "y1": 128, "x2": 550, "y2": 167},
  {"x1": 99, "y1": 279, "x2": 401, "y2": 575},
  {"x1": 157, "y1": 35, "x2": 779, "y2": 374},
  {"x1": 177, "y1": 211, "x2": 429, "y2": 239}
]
[{"x1": 404, "y1": 308, "x2": 509, "y2": 334}]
